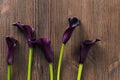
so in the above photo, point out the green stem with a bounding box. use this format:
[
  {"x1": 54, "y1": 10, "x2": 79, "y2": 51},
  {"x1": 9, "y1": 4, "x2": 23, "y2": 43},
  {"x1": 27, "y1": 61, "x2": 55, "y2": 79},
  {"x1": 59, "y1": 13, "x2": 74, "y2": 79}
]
[
  {"x1": 7, "y1": 65, "x2": 11, "y2": 80},
  {"x1": 49, "y1": 63, "x2": 54, "y2": 80},
  {"x1": 27, "y1": 48, "x2": 33, "y2": 80},
  {"x1": 77, "y1": 64, "x2": 83, "y2": 80},
  {"x1": 57, "y1": 44, "x2": 65, "y2": 80}
]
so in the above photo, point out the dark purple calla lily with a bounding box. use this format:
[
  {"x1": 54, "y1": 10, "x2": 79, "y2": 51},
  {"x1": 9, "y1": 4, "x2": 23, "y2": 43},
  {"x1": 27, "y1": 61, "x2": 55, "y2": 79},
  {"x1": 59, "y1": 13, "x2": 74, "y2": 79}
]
[
  {"x1": 33, "y1": 38, "x2": 53, "y2": 63},
  {"x1": 62, "y1": 17, "x2": 80, "y2": 44},
  {"x1": 79, "y1": 39, "x2": 100, "y2": 64},
  {"x1": 6, "y1": 36, "x2": 17, "y2": 65},
  {"x1": 13, "y1": 22, "x2": 35, "y2": 47}
]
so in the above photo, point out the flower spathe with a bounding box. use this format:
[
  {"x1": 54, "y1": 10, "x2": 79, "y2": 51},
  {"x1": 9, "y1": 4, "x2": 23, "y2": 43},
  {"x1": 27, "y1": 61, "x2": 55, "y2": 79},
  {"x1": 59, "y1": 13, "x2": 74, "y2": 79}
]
[
  {"x1": 62, "y1": 17, "x2": 80, "y2": 44},
  {"x1": 79, "y1": 39, "x2": 100, "y2": 64},
  {"x1": 6, "y1": 36, "x2": 17, "y2": 65},
  {"x1": 33, "y1": 38, "x2": 53, "y2": 63},
  {"x1": 13, "y1": 22, "x2": 35, "y2": 47}
]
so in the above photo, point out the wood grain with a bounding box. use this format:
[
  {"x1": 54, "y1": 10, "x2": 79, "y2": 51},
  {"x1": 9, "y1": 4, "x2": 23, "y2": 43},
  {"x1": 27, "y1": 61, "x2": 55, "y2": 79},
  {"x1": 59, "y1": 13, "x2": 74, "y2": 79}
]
[{"x1": 0, "y1": 0, "x2": 120, "y2": 80}]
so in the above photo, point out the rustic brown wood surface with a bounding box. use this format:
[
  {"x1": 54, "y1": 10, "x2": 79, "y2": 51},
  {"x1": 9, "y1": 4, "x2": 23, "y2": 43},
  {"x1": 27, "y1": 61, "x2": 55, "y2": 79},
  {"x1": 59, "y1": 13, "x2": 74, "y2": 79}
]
[{"x1": 0, "y1": 0, "x2": 120, "y2": 80}]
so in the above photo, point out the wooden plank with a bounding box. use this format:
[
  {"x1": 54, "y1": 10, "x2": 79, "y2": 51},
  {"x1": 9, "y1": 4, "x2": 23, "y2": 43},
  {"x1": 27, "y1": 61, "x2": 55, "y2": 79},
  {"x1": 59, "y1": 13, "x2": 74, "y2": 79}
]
[{"x1": 0, "y1": 0, "x2": 120, "y2": 80}]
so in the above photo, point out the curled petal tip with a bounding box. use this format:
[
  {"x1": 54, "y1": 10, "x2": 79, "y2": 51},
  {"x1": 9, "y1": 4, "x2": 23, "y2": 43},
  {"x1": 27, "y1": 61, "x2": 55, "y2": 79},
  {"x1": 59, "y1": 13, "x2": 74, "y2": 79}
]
[
  {"x1": 6, "y1": 36, "x2": 18, "y2": 44},
  {"x1": 12, "y1": 21, "x2": 20, "y2": 25},
  {"x1": 68, "y1": 17, "x2": 80, "y2": 27},
  {"x1": 84, "y1": 39, "x2": 100, "y2": 45},
  {"x1": 12, "y1": 22, "x2": 24, "y2": 29}
]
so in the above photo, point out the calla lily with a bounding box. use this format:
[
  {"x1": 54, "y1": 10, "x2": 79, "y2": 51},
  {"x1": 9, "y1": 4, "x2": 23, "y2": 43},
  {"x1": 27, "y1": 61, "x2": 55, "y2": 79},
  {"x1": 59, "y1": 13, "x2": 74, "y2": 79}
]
[
  {"x1": 77, "y1": 39, "x2": 100, "y2": 80},
  {"x1": 33, "y1": 38, "x2": 53, "y2": 80},
  {"x1": 6, "y1": 36, "x2": 17, "y2": 65},
  {"x1": 33, "y1": 38, "x2": 53, "y2": 63},
  {"x1": 62, "y1": 17, "x2": 80, "y2": 44},
  {"x1": 13, "y1": 22, "x2": 35, "y2": 80},
  {"x1": 13, "y1": 22, "x2": 35, "y2": 47},
  {"x1": 57, "y1": 17, "x2": 80, "y2": 80},
  {"x1": 79, "y1": 39, "x2": 100, "y2": 64},
  {"x1": 6, "y1": 36, "x2": 18, "y2": 80}
]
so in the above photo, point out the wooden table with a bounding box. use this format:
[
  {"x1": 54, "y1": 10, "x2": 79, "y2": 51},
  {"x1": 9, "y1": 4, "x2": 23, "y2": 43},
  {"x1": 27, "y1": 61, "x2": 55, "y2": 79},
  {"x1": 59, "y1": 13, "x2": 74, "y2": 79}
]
[{"x1": 0, "y1": 0, "x2": 120, "y2": 80}]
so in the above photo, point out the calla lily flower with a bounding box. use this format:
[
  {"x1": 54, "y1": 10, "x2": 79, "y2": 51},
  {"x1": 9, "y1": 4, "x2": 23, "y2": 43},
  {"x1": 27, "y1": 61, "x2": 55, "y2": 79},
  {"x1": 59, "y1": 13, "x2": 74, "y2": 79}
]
[
  {"x1": 32, "y1": 38, "x2": 54, "y2": 80},
  {"x1": 13, "y1": 22, "x2": 35, "y2": 47},
  {"x1": 77, "y1": 39, "x2": 100, "y2": 80},
  {"x1": 62, "y1": 17, "x2": 80, "y2": 44},
  {"x1": 6, "y1": 36, "x2": 17, "y2": 65},
  {"x1": 57, "y1": 17, "x2": 80, "y2": 80},
  {"x1": 79, "y1": 39, "x2": 100, "y2": 64},
  {"x1": 13, "y1": 22, "x2": 35, "y2": 80},
  {"x1": 33, "y1": 38, "x2": 53, "y2": 63}
]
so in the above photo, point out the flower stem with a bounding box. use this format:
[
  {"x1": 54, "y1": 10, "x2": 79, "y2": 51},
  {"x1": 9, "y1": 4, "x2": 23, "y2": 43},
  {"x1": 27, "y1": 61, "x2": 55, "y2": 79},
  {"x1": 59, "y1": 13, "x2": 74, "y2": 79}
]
[
  {"x1": 57, "y1": 44, "x2": 65, "y2": 80},
  {"x1": 49, "y1": 63, "x2": 54, "y2": 80},
  {"x1": 77, "y1": 64, "x2": 83, "y2": 80},
  {"x1": 7, "y1": 65, "x2": 11, "y2": 80},
  {"x1": 27, "y1": 48, "x2": 33, "y2": 80}
]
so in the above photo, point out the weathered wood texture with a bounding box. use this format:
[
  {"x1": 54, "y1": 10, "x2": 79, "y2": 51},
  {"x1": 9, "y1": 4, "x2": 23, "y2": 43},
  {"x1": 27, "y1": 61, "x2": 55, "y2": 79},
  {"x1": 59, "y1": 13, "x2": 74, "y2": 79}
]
[{"x1": 0, "y1": 0, "x2": 120, "y2": 80}]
